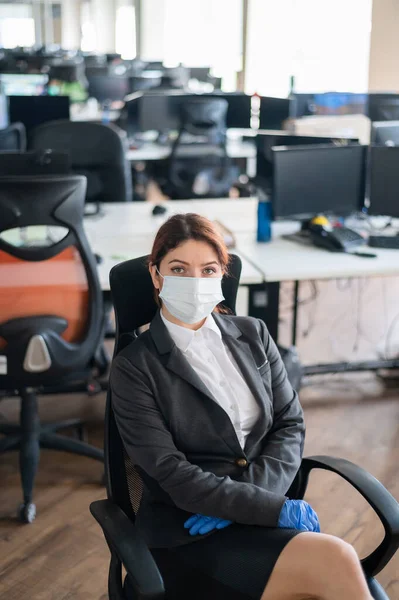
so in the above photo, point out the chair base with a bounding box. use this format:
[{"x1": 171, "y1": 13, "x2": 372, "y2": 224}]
[
  {"x1": 0, "y1": 389, "x2": 104, "y2": 523},
  {"x1": 368, "y1": 577, "x2": 390, "y2": 600}
]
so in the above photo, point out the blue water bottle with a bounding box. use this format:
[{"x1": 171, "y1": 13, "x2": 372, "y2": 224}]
[{"x1": 257, "y1": 199, "x2": 272, "y2": 242}]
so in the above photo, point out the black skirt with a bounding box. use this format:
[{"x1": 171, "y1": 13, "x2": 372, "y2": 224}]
[{"x1": 151, "y1": 524, "x2": 300, "y2": 600}]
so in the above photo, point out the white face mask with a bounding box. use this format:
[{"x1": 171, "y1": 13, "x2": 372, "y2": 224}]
[{"x1": 157, "y1": 270, "x2": 225, "y2": 324}]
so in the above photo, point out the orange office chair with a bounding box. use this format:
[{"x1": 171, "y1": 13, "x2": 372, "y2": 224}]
[{"x1": 0, "y1": 175, "x2": 107, "y2": 523}]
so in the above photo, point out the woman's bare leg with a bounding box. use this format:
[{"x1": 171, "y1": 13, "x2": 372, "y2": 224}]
[{"x1": 261, "y1": 532, "x2": 373, "y2": 600}]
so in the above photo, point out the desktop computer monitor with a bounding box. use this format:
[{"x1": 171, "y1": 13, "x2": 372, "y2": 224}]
[
  {"x1": 312, "y1": 93, "x2": 367, "y2": 116},
  {"x1": 371, "y1": 121, "x2": 399, "y2": 146},
  {"x1": 0, "y1": 73, "x2": 48, "y2": 96},
  {"x1": 138, "y1": 91, "x2": 188, "y2": 132},
  {"x1": 9, "y1": 95, "x2": 70, "y2": 134},
  {"x1": 137, "y1": 91, "x2": 250, "y2": 133},
  {"x1": 0, "y1": 150, "x2": 70, "y2": 176},
  {"x1": 124, "y1": 92, "x2": 143, "y2": 137},
  {"x1": 271, "y1": 144, "x2": 366, "y2": 219},
  {"x1": 189, "y1": 67, "x2": 210, "y2": 81},
  {"x1": 259, "y1": 97, "x2": 291, "y2": 130},
  {"x1": 256, "y1": 133, "x2": 359, "y2": 189},
  {"x1": 368, "y1": 146, "x2": 399, "y2": 217},
  {"x1": 367, "y1": 93, "x2": 399, "y2": 122},
  {"x1": 87, "y1": 75, "x2": 129, "y2": 103},
  {"x1": 291, "y1": 93, "x2": 316, "y2": 118},
  {"x1": 213, "y1": 93, "x2": 251, "y2": 129},
  {"x1": 138, "y1": 91, "x2": 238, "y2": 133}
]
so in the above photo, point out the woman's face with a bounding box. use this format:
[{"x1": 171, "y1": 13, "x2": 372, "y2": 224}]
[{"x1": 150, "y1": 239, "x2": 222, "y2": 291}]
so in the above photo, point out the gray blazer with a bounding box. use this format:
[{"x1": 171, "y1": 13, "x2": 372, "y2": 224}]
[{"x1": 110, "y1": 311, "x2": 305, "y2": 548}]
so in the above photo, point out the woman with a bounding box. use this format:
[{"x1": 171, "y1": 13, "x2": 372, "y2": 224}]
[{"x1": 110, "y1": 213, "x2": 373, "y2": 600}]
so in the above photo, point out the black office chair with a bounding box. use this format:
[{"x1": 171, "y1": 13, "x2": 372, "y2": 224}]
[
  {"x1": 90, "y1": 254, "x2": 399, "y2": 600},
  {"x1": 0, "y1": 122, "x2": 26, "y2": 151},
  {"x1": 29, "y1": 120, "x2": 133, "y2": 203},
  {"x1": 157, "y1": 97, "x2": 239, "y2": 199},
  {"x1": 0, "y1": 175, "x2": 107, "y2": 524}
]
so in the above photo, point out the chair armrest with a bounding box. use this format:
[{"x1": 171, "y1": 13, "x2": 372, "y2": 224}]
[
  {"x1": 90, "y1": 499, "x2": 165, "y2": 600},
  {"x1": 300, "y1": 455, "x2": 399, "y2": 576}
]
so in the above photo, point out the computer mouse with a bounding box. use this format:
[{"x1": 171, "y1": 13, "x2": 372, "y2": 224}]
[{"x1": 152, "y1": 204, "x2": 167, "y2": 216}]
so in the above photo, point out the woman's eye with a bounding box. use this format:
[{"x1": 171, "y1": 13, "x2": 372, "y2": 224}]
[
  {"x1": 203, "y1": 268, "x2": 216, "y2": 275},
  {"x1": 171, "y1": 267, "x2": 185, "y2": 274}
]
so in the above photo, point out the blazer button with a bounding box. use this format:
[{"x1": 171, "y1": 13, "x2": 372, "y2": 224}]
[{"x1": 235, "y1": 458, "x2": 248, "y2": 468}]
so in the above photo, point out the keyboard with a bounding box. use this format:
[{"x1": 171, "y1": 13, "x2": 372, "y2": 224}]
[{"x1": 368, "y1": 235, "x2": 399, "y2": 249}]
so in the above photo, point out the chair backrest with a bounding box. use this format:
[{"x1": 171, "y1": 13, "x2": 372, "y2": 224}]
[
  {"x1": 179, "y1": 97, "x2": 228, "y2": 138},
  {"x1": 0, "y1": 123, "x2": 26, "y2": 152},
  {"x1": 29, "y1": 120, "x2": 133, "y2": 203},
  {"x1": 105, "y1": 253, "x2": 242, "y2": 518},
  {"x1": 0, "y1": 175, "x2": 103, "y2": 391},
  {"x1": 167, "y1": 97, "x2": 239, "y2": 199}
]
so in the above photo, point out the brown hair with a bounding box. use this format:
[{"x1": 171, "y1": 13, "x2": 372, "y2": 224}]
[{"x1": 149, "y1": 213, "x2": 231, "y2": 312}]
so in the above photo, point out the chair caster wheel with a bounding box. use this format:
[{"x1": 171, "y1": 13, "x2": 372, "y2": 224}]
[{"x1": 18, "y1": 502, "x2": 36, "y2": 524}]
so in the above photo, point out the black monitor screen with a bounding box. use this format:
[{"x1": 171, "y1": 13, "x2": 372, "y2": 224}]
[
  {"x1": 138, "y1": 92, "x2": 191, "y2": 132},
  {"x1": 87, "y1": 75, "x2": 129, "y2": 102},
  {"x1": 256, "y1": 133, "x2": 359, "y2": 187},
  {"x1": 9, "y1": 95, "x2": 70, "y2": 134},
  {"x1": 0, "y1": 150, "x2": 70, "y2": 176},
  {"x1": 138, "y1": 92, "x2": 248, "y2": 132},
  {"x1": 272, "y1": 144, "x2": 366, "y2": 219},
  {"x1": 189, "y1": 67, "x2": 210, "y2": 81},
  {"x1": 371, "y1": 121, "x2": 399, "y2": 146},
  {"x1": 124, "y1": 92, "x2": 143, "y2": 136},
  {"x1": 215, "y1": 93, "x2": 251, "y2": 128},
  {"x1": 367, "y1": 94, "x2": 399, "y2": 122},
  {"x1": 259, "y1": 97, "x2": 290, "y2": 130},
  {"x1": 368, "y1": 146, "x2": 399, "y2": 217}
]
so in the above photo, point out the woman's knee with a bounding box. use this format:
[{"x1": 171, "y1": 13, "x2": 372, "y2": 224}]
[
  {"x1": 291, "y1": 532, "x2": 360, "y2": 572},
  {"x1": 315, "y1": 534, "x2": 361, "y2": 572},
  {"x1": 264, "y1": 532, "x2": 363, "y2": 596}
]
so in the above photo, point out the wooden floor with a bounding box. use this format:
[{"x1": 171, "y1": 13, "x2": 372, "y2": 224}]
[{"x1": 0, "y1": 372, "x2": 398, "y2": 600}]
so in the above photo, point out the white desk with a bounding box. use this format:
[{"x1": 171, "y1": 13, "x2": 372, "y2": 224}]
[
  {"x1": 83, "y1": 201, "x2": 263, "y2": 291},
  {"x1": 92, "y1": 239, "x2": 262, "y2": 291},
  {"x1": 126, "y1": 139, "x2": 256, "y2": 162},
  {"x1": 84, "y1": 198, "x2": 258, "y2": 239},
  {"x1": 237, "y1": 226, "x2": 399, "y2": 283}
]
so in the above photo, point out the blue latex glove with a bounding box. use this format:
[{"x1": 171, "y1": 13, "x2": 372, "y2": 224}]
[
  {"x1": 184, "y1": 514, "x2": 233, "y2": 536},
  {"x1": 278, "y1": 499, "x2": 320, "y2": 532}
]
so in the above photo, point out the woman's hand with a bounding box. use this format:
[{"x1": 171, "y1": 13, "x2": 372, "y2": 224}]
[
  {"x1": 184, "y1": 514, "x2": 233, "y2": 536},
  {"x1": 278, "y1": 499, "x2": 320, "y2": 532}
]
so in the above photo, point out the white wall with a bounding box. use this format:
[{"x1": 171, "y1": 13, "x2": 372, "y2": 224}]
[{"x1": 368, "y1": 0, "x2": 399, "y2": 91}]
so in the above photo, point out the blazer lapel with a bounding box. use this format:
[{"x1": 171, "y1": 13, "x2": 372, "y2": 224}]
[
  {"x1": 213, "y1": 314, "x2": 269, "y2": 452},
  {"x1": 150, "y1": 311, "x2": 242, "y2": 455}
]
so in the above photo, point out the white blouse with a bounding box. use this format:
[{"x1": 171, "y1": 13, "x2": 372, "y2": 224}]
[{"x1": 161, "y1": 312, "x2": 261, "y2": 449}]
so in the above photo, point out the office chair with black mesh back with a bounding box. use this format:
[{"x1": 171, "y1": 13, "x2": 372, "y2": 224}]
[
  {"x1": 90, "y1": 254, "x2": 399, "y2": 600},
  {"x1": 29, "y1": 120, "x2": 133, "y2": 203},
  {"x1": 157, "y1": 97, "x2": 239, "y2": 200},
  {"x1": 0, "y1": 122, "x2": 27, "y2": 151},
  {"x1": 0, "y1": 175, "x2": 108, "y2": 524}
]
